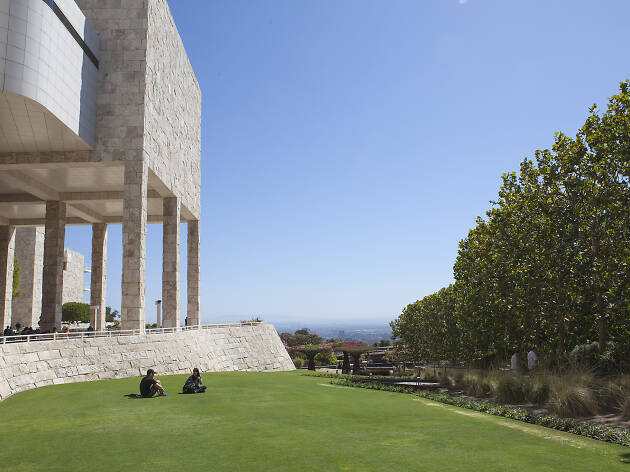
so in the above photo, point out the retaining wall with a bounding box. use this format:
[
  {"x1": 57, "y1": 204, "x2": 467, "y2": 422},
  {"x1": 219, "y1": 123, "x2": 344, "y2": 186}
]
[{"x1": 0, "y1": 324, "x2": 294, "y2": 401}]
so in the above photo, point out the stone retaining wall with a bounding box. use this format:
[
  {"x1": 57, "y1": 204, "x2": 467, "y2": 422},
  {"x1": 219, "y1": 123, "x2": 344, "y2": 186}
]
[{"x1": 0, "y1": 324, "x2": 294, "y2": 401}]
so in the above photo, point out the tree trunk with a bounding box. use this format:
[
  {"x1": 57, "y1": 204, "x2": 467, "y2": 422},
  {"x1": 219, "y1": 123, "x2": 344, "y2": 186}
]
[
  {"x1": 307, "y1": 353, "x2": 316, "y2": 371},
  {"x1": 592, "y1": 229, "x2": 607, "y2": 351},
  {"x1": 352, "y1": 353, "x2": 362, "y2": 374},
  {"x1": 596, "y1": 292, "x2": 606, "y2": 351}
]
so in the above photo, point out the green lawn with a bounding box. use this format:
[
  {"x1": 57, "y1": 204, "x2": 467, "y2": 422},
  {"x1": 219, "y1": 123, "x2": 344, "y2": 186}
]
[{"x1": 0, "y1": 372, "x2": 627, "y2": 471}]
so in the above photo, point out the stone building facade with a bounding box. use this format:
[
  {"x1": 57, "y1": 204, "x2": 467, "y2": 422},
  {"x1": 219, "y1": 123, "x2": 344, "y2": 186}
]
[
  {"x1": 12, "y1": 227, "x2": 91, "y2": 328},
  {"x1": 61, "y1": 249, "x2": 86, "y2": 305},
  {"x1": 11, "y1": 227, "x2": 44, "y2": 328},
  {"x1": 0, "y1": 0, "x2": 202, "y2": 331}
]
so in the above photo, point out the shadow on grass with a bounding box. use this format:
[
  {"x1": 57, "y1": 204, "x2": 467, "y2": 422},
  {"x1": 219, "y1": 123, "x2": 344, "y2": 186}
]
[
  {"x1": 124, "y1": 394, "x2": 151, "y2": 399},
  {"x1": 619, "y1": 453, "x2": 630, "y2": 464}
]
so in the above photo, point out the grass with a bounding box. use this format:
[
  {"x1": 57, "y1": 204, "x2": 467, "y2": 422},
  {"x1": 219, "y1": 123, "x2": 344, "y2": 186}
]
[{"x1": 0, "y1": 372, "x2": 628, "y2": 471}]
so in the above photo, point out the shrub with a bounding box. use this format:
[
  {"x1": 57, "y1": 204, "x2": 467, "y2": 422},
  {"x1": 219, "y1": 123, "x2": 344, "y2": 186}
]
[
  {"x1": 569, "y1": 342, "x2": 600, "y2": 370},
  {"x1": 420, "y1": 370, "x2": 438, "y2": 382},
  {"x1": 62, "y1": 302, "x2": 90, "y2": 322},
  {"x1": 595, "y1": 381, "x2": 626, "y2": 413},
  {"x1": 526, "y1": 376, "x2": 550, "y2": 405},
  {"x1": 622, "y1": 398, "x2": 630, "y2": 420},
  {"x1": 315, "y1": 351, "x2": 338, "y2": 366},
  {"x1": 494, "y1": 374, "x2": 527, "y2": 404},
  {"x1": 549, "y1": 383, "x2": 598, "y2": 418},
  {"x1": 461, "y1": 374, "x2": 493, "y2": 398},
  {"x1": 438, "y1": 370, "x2": 455, "y2": 387},
  {"x1": 568, "y1": 342, "x2": 624, "y2": 375},
  {"x1": 293, "y1": 358, "x2": 304, "y2": 369}
]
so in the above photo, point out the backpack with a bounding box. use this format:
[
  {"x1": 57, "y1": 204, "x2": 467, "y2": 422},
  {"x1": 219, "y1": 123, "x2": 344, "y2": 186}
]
[{"x1": 182, "y1": 379, "x2": 197, "y2": 394}]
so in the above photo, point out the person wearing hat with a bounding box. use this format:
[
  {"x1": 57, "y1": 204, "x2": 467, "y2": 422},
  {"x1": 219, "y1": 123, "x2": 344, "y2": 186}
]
[{"x1": 140, "y1": 369, "x2": 167, "y2": 397}]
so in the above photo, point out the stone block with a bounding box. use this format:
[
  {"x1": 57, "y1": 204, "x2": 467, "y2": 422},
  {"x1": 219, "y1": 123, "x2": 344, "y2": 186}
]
[{"x1": 38, "y1": 350, "x2": 61, "y2": 361}]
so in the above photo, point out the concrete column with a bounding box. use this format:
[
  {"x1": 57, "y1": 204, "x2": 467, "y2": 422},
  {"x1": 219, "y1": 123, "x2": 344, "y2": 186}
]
[
  {"x1": 12, "y1": 227, "x2": 44, "y2": 328},
  {"x1": 41, "y1": 202, "x2": 67, "y2": 332},
  {"x1": 0, "y1": 225, "x2": 15, "y2": 330},
  {"x1": 121, "y1": 161, "x2": 148, "y2": 330},
  {"x1": 162, "y1": 197, "x2": 180, "y2": 328},
  {"x1": 90, "y1": 223, "x2": 107, "y2": 331},
  {"x1": 155, "y1": 300, "x2": 162, "y2": 328},
  {"x1": 187, "y1": 220, "x2": 201, "y2": 327},
  {"x1": 89, "y1": 305, "x2": 98, "y2": 330}
]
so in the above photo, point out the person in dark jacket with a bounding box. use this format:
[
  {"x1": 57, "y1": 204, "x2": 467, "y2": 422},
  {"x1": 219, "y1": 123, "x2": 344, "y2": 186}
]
[
  {"x1": 183, "y1": 368, "x2": 206, "y2": 394},
  {"x1": 140, "y1": 369, "x2": 167, "y2": 397}
]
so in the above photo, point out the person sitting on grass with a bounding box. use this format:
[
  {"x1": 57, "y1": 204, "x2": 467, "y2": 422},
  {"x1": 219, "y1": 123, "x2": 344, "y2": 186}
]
[
  {"x1": 140, "y1": 369, "x2": 167, "y2": 397},
  {"x1": 183, "y1": 368, "x2": 207, "y2": 394}
]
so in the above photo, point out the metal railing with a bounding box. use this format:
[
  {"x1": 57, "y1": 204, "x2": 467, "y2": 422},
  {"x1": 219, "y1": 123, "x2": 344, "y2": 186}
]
[{"x1": 0, "y1": 322, "x2": 264, "y2": 345}]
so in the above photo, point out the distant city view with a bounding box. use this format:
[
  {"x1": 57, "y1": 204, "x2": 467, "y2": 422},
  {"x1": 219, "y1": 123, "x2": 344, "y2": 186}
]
[{"x1": 274, "y1": 322, "x2": 392, "y2": 345}]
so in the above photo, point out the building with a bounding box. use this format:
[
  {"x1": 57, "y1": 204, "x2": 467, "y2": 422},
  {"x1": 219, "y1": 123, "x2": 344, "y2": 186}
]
[
  {"x1": 61, "y1": 248, "x2": 88, "y2": 305},
  {"x1": 11, "y1": 227, "x2": 44, "y2": 328},
  {"x1": 12, "y1": 227, "x2": 88, "y2": 327},
  {"x1": 0, "y1": 0, "x2": 202, "y2": 332}
]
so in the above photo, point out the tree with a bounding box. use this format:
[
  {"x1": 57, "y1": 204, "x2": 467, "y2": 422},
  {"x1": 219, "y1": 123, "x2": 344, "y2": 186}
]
[
  {"x1": 62, "y1": 302, "x2": 90, "y2": 322},
  {"x1": 336, "y1": 342, "x2": 373, "y2": 374},
  {"x1": 105, "y1": 307, "x2": 119, "y2": 322},
  {"x1": 12, "y1": 253, "x2": 20, "y2": 299},
  {"x1": 391, "y1": 80, "x2": 630, "y2": 368},
  {"x1": 315, "y1": 350, "x2": 338, "y2": 366},
  {"x1": 287, "y1": 344, "x2": 332, "y2": 370},
  {"x1": 280, "y1": 329, "x2": 323, "y2": 347}
]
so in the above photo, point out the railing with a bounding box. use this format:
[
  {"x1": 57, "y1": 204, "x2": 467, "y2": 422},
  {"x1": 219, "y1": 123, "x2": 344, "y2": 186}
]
[{"x1": 0, "y1": 322, "x2": 264, "y2": 345}]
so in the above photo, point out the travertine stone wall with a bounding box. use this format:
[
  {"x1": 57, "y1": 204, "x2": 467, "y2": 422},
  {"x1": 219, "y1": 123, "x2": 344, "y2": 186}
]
[
  {"x1": 62, "y1": 249, "x2": 85, "y2": 305},
  {"x1": 121, "y1": 160, "x2": 148, "y2": 330},
  {"x1": 74, "y1": 0, "x2": 147, "y2": 165},
  {"x1": 145, "y1": 0, "x2": 202, "y2": 219},
  {"x1": 41, "y1": 202, "x2": 66, "y2": 332},
  {"x1": 0, "y1": 225, "x2": 15, "y2": 329},
  {"x1": 12, "y1": 227, "x2": 43, "y2": 329},
  {"x1": 162, "y1": 197, "x2": 179, "y2": 328},
  {"x1": 90, "y1": 224, "x2": 107, "y2": 331},
  {"x1": 0, "y1": 324, "x2": 294, "y2": 401},
  {"x1": 76, "y1": 0, "x2": 202, "y2": 219},
  {"x1": 186, "y1": 221, "x2": 200, "y2": 326}
]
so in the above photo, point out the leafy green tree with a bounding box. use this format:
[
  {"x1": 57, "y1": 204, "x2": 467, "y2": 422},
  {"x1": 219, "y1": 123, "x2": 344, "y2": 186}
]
[
  {"x1": 280, "y1": 329, "x2": 323, "y2": 347},
  {"x1": 62, "y1": 302, "x2": 90, "y2": 323},
  {"x1": 105, "y1": 307, "x2": 119, "y2": 322},
  {"x1": 289, "y1": 344, "x2": 332, "y2": 370},
  {"x1": 391, "y1": 80, "x2": 630, "y2": 367},
  {"x1": 315, "y1": 351, "x2": 337, "y2": 366}
]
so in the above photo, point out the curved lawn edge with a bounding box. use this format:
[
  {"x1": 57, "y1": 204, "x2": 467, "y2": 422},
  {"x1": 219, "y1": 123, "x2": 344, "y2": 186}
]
[{"x1": 301, "y1": 372, "x2": 630, "y2": 448}]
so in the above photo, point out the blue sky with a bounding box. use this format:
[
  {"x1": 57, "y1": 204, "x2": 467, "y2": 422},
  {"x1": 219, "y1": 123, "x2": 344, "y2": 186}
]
[{"x1": 67, "y1": 0, "x2": 630, "y2": 325}]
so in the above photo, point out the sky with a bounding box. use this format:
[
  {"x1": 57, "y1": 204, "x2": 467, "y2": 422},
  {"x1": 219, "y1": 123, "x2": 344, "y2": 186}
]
[{"x1": 66, "y1": 0, "x2": 630, "y2": 326}]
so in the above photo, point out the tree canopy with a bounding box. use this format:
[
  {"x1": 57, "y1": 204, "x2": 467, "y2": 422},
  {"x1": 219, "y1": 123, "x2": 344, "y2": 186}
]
[
  {"x1": 280, "y1": 329, "x2": 323, "y2": 347},
  {"x1": 391, "y1": 81, "x2": 630, "y2": 368},
  {"x1": 62, "y1": 303, "x2": 90, "y2": 323}
]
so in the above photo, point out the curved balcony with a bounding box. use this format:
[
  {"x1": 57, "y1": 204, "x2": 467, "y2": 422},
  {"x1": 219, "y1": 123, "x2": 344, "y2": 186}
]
[{"x1": 0, "y1": 0, "x2": 99, "y2": 152}]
